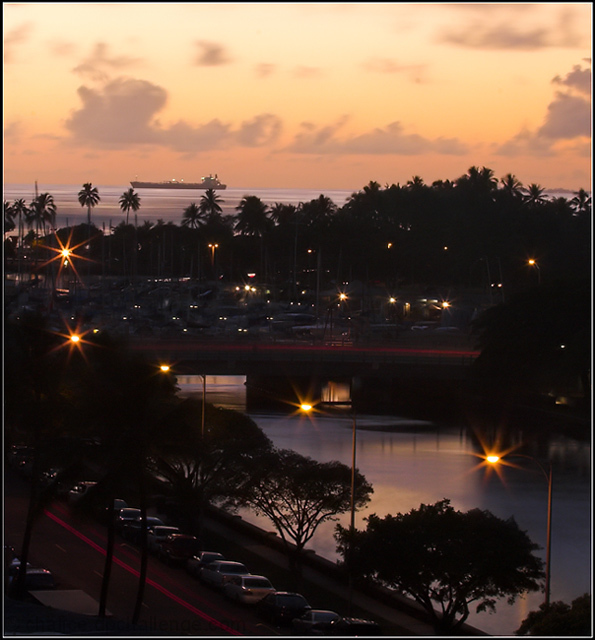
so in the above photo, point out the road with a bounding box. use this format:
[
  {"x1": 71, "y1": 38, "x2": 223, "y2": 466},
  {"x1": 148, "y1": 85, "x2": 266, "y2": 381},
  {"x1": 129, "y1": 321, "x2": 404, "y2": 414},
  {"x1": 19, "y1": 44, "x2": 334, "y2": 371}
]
[{"x1": 4, "y1": 469, "x2": 276, "y2": 636}]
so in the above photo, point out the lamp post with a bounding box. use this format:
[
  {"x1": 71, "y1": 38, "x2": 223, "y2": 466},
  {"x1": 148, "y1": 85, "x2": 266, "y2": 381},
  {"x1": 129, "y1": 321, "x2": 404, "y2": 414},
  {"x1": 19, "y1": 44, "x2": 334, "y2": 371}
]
[
  {"x1": 201, "y1": 374, "x2": 206, "y2": 438},
  {"x1": 528, "y1": 259, "x2": 541, "y2": 285},
  {"x1": 301, "y1": 398, "x2": 358, "y2": 613},
  {"x1": 208, "y1": 243, "x2": 218, "y2": 270},
  {"x1": 486, "y1": 453, "x2": 553, "y2": 607}
]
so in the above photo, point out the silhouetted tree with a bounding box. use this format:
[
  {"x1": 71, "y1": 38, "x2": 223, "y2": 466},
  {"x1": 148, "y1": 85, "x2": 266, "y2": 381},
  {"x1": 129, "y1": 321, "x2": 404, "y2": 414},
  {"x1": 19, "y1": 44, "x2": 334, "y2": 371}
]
[{"x1": 336, "y1": 499, "x2": 544, "y2": 634}]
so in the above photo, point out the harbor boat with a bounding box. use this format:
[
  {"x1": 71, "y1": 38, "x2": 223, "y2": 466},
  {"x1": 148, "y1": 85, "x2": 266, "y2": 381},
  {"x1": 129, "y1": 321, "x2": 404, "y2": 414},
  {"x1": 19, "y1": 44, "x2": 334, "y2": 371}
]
[{"x1": 130, "y1": 174, "x2": 226, "y2": 190}]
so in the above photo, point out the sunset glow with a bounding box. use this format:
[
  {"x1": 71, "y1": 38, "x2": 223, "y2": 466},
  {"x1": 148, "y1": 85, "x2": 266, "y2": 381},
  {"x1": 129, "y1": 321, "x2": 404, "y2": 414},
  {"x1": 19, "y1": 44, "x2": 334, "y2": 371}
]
[{"x1": 3, "y1": 3, "x2": 592, "y2": 191}]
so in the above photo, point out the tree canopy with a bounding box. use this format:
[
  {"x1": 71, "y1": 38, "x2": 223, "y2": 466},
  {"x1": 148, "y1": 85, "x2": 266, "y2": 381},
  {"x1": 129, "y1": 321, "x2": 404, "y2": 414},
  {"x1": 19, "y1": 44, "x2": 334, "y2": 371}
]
[
  {"x1": 515, "y1": 593, "x2": 591, "y2": 636},
  {"x1": 335, "y1": 499, "x2": 545, "y2": 634},
  {"x1": 240, "y1": 448, "x2": 373, "y2": 571}
]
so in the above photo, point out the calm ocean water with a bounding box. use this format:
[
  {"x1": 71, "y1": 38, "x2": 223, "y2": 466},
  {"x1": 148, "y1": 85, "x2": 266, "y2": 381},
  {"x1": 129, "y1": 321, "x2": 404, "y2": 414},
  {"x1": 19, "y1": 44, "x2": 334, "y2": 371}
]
[
  {"x1": 3, "y1": 183, "x2": 579, "y2": 231},
  {"x1": 3, "y1": 183, "x2": 356, "y2": 230}
]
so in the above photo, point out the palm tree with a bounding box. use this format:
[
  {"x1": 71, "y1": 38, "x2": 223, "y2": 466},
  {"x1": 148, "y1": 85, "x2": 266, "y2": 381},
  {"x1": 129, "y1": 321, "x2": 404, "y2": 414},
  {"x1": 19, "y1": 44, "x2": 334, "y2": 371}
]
[
  {"x1": 199, "y1": 188, "x2": 224, "y2": 223},
  {"x1": 4, "y1": 201, "x2": 16, "y2": 234},
  {"x1": 78, "y1": 183, "x2": 100, "y2": 227},
  {"x1": 119, "y1": 188, "x2": 141, "y2": 225},
  {"x1": 500, "y1": 174, "x2": 524, "y2": 199},
  {"x1": 30, "y1": 193, "x2": 57, "y2": 237},
  {"x1": 181, "y1": 202, "x2": 204, "y2": 229},
  {"x1": 523, "y1": 183, "x2": 547, "y2": 208},
  {"x1": 234, "y1": 195, "x2": 271, "y2": 237},
  {"x1": 570, "y1": 188, "x2": 591, "y2": 217},
  {"x1": 11, "y1": 199, "x2": 29, "y2": 246}
]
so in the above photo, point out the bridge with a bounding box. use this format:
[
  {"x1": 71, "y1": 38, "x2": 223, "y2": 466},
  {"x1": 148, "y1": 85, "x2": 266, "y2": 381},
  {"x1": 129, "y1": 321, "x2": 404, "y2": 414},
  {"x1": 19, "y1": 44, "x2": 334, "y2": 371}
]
[{"x1": 130, "y1": 335, "x2": 480, "y2": 413}]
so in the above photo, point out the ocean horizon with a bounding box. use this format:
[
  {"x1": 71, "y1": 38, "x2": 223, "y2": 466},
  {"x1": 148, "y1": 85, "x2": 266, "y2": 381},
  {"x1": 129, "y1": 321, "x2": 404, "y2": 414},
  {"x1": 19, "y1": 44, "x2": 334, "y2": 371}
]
[{"x1": 3, "y1": 182, "x2": 586, "y2": 232}]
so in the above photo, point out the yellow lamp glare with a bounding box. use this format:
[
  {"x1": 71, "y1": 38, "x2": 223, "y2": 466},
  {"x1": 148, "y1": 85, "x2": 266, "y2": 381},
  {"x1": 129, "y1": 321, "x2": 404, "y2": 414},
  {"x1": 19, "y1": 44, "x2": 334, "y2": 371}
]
[
  {"x1": 486, "y1": 455, "x2": 500, "y2": 464},
  {"x1": 160, "y1": 365, "x2": 170, "y2": 373},
  {"x1": 70, "y1": 334, "x2": 80, "y2": 343},
  {"x1": 528, "y1": 259, "x2": 536, "y2": 266},
  {"x1": 300, "y1": 404, "x2": 313, "y2": 412},
  {"x1": 442, "y1": 301, "x2": 450, "y2": 308}
]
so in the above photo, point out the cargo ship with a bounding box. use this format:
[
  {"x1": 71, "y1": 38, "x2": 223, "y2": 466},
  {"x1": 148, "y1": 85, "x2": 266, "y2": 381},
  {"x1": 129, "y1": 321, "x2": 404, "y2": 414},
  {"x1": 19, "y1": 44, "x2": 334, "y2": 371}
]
[{"x1": 130, "y1": 174, "x2": 226, "y2": 190}]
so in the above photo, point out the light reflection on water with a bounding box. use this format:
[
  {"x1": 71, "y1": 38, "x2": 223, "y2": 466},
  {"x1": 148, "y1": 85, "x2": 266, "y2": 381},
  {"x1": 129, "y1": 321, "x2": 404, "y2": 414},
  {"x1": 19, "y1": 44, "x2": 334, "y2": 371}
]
[{"x1": 179, "y1": 375, "x2": 591, "y2": 636}]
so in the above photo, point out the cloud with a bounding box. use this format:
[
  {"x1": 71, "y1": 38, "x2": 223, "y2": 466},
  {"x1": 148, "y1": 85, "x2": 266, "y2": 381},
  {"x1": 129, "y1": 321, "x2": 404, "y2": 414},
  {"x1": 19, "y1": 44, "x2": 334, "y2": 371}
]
[
  {"x1": 63, "y1": 76, "x2": 281, "y2": 152},
  {"x1": 292, "y1": 66, "x2": 323, "y2": 79},
  {"x1": 437, "y1": 6, "x2": 586, "y2": 50},
  {"x1": 363, "y1": 58, "x2": 428, "y2": 83},
  {"x1": 537, "y1": 92, "x2": 592, "y2": 140},
  {"x1": 552, "y1": 63, "x2": 591, "y2": 97},
  {"x1": 286, "y1": 118, "x2": 468, "y2": 156},
  {"x1": 49, "y1": 39, "x2": 77, "y2": 57},
  {"x1": 194, "y1": 40, "x2": 232, "y2": 66},
  {"x1": 255, "y1": 63, "x2": 276, "y2": 78},
  {"x1": 496, "y1": 62, "x2": 591, "y2": 155},
  {"x1": 73, "y1": 42, "x2": 143, "y2": 82},
  {"x1": 64, "y1": 77, "x2": 168, "y2": 147},
  {"x1": 236, "y1": 114, "x2": 282, "y2": 147},
  {"x1": 3, "y1": 22, "x2": 34, "y2": 64},
  {"x1": 3, "y1": 120, "x2": 23, "y2": 142}
]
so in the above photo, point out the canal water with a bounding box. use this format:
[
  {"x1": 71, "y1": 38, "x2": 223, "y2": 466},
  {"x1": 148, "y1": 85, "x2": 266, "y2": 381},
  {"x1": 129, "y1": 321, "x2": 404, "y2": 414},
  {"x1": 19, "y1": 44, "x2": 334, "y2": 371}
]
[{"x1": 178, "y1": 375, "x2": 591, "y2": 636}]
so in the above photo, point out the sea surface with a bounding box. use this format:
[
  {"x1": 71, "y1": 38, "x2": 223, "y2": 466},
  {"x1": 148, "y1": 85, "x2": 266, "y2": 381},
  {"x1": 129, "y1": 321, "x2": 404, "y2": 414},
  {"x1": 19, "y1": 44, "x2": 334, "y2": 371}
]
[
  {"x1": 2, "y1": 183, "x2": 357, "y2": 231},
  {"x1": 3, "y1": 183, "x2": 580, "y2": 232}
]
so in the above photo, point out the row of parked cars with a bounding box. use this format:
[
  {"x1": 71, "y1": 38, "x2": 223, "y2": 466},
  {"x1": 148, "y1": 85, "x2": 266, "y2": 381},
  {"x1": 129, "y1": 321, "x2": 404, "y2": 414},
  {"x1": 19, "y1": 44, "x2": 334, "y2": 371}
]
[
  {"x1": 113, "y1": 502, "x2": 381, "y2": 635},
  {"x1": 7, "y1": 447, "x2": 381, "y2": 635}
]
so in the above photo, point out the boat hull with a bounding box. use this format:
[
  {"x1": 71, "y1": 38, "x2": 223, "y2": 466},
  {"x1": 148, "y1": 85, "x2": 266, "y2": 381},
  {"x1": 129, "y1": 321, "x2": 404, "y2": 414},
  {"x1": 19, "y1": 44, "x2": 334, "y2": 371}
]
[{"x1": 130, "y1": 181, "x2": 226, "y2": 190}]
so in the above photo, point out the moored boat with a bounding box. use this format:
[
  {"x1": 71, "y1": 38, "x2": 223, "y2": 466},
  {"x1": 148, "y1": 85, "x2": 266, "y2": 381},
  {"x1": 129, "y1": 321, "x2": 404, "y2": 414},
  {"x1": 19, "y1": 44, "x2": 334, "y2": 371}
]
[{"x1": 130, "y1": 174, "x2": 226, "y2": 190}]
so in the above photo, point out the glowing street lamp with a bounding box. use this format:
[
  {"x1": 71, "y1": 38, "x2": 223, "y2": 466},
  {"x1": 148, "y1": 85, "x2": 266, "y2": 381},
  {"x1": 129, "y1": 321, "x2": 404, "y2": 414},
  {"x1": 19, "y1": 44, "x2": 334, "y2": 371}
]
[
  {"x1": 300, "y1": 398, "x2": 358, "y2": 612},
  {"x1": 485, "y1": 452, "x2": 553, "y2": 607},
  {"x1": 528, "y1": 259, "x2": 541, "y2": 285},
  {"x1": 208, "y1": 243, "x2": 219, "y2": 267}
]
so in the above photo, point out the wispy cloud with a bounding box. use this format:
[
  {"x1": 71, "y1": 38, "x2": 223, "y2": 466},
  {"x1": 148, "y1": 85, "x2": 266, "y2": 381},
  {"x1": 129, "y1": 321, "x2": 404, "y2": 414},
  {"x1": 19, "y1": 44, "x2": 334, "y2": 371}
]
[
  {"x1": 286, "y1": 118, "x2": 468, "y2": 156},
  {"x1": 292, "y1": 66, "x2": 324, "y2": 79},
  {"x1": 73, "y1": 43, "x2": 143, "y2": 82},
  {"x1": 363, "y1": 58, "x2": 428, "y2": 83},
  {"x1": 194, "y1": 40, "x2": 233, "y2": 66},
  {"x1": 3, "y1": 22, "x2": 34, "y2": 64},
  {"x1": 255, "y1": 63, "x2": 276, "y2": 78},
  {"x1": 437, "y1": 6, "x2": 587, "y2": 50}
]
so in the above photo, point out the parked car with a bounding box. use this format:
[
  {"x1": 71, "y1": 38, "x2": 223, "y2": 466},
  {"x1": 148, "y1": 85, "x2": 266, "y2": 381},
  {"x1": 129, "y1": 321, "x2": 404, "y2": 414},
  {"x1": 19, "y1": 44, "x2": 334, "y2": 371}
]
[
  {"x1": 121, "y1": 516, "x2": 164, "y2": 544},
  {"x1": 186, "y1": 551, "x2": 225, "y2": 578},
  {"x1": 68, "y1": 481, "x2": 97, "y2": 505},
  {"x1": 258, "y1": 591, "x2": 312, "y2": 626},
  {"x1": 147, "y1": 526, "x2": 181, "y2": 554},
  {"x1": 290, "y1": 609, "x2": 341, "y2": 635},
  {"x1": 115, "y1": 508, "x2": 142, "y2": 533},
  {"x1": 8, "y1": 560, "x2": 55, "y2": 592},
  {"x1": 199, "y1": 560, "x2": 250, "y2": 588},
  {"x1": 158, "y1": 534, "x2": 201, "y2": 565},
  {"x1": 223, "y1": 574, "x2": 275, "y2": 604},
  {"x1": 327, "y1": 616, "x2": 382, "y2": 636}
]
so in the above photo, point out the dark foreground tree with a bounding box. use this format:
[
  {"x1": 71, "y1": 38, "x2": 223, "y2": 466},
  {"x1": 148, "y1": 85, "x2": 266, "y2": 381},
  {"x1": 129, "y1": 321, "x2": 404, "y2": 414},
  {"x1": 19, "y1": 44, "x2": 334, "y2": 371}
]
[
  {"x1": 336, "y1": 499, "x2": 544, "y2": 634},
  {"x1": 515, "y1": 593, "x2": 591, "y2": 636},
  {"x1": 148, "y1": 397, "x2": 273, "y2": 536},
  {"x1": 240, "y1": 448, "x2": 373, "y2": 576}
]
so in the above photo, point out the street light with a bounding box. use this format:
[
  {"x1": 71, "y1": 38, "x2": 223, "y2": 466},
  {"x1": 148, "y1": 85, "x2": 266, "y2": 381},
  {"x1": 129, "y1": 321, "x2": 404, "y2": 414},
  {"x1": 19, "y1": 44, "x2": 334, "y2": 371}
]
[
  {"x1": 485, "y1": 453, "x2": 553, "y2": 607},
  {"x1": 528, "y1": 259, "x2": 541, "y2": 285},
  {"x1": 208, "y1": 243, "x2": 218, "y2": 268},
  {"x1": 300, "y1": 398, "x2": 358, "y2": 612}
]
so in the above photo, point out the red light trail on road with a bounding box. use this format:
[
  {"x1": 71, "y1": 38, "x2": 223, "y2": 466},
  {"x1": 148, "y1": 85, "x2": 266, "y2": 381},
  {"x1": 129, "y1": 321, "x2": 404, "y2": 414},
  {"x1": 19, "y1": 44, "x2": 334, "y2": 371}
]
[{"x1": 43, "y1": 509, "x2": 243, "y2": 635}]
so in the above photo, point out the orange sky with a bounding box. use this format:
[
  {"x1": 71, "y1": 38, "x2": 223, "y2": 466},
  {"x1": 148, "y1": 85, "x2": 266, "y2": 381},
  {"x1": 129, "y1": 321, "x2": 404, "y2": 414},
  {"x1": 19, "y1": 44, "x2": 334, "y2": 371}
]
[{"x1": 3, "y1": 3, "x2": 592, "y2": 191}]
